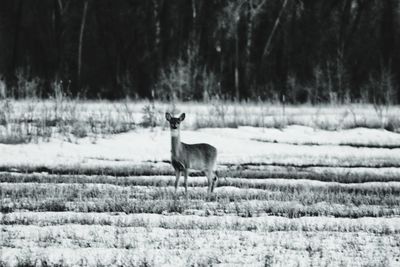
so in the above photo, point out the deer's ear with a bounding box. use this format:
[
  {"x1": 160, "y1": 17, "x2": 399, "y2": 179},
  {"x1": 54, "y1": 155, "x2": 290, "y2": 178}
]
[
  {"x1": 165, "y1": 112, "x2": 172, "y2": 121},
  {"x1": 179, "y1": 113, "x2": 185, "y2": 122}
]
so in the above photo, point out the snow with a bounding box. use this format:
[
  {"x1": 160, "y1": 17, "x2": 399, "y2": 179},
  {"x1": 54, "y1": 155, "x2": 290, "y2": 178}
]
[
  {"x1": 0, "y1": 126, "x2": 400, "y2": 172},
  {"x1": 2, "y1": 124, "x2": 400, "y2": 266},
  {"x1": 1, "y1": 223, "x2": 399, "y2": 266},
  {"x1": 245, "y1": 125, "x2": 400, "y2": 146}
]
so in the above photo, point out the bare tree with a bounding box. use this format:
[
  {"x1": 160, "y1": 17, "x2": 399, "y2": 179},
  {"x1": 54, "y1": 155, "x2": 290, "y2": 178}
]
[
  {"x1": 9, "y1": 0, "x2": 24, "y2": 90},
  {"x1": 262, "y1": 0, "x2": 288, "y2": 58},
  {"x1": 77, "y1": 0, "x2": 89, "y2": 90},
  {"x1": 52, "y1": 0, "x2": 71, "y2": 80},
  {"x1": 245, "y1": 0, "x2": 266, "y2": 94},
  {"x1": 218, "y1": 0, "x2": 246, "y2": 100}
]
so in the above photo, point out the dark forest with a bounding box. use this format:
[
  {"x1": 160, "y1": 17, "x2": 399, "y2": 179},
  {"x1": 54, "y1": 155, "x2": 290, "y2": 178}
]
[{"x1": 1, "y1": 0, "x2": 399, "y2": 103}]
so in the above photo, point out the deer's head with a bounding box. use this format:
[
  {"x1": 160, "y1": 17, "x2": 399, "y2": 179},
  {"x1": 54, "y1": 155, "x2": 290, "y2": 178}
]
[{"x1": 165, "y1": 113, "x2": 185, "y2": 130}]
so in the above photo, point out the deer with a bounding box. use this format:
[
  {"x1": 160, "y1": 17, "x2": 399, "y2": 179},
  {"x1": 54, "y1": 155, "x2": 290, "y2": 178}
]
[{"x1": 165, "y1": 112, "x2": 218, "y2": 194}]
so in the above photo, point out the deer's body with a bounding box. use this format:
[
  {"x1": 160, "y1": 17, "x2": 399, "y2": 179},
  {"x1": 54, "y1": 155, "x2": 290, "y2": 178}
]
[{"x1": 166, "y1": 113, "x2": 218, "y2": 194}]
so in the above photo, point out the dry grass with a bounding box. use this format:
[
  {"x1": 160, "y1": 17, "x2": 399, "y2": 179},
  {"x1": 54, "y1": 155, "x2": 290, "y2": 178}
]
[
  {"x1": 1, "y1": 99, "x2": 400, "y2": 144},
  {"x1": 1, "y1": 168, "x2": 399, "y2": 265},
  {"x1": 2, "y1": 178, "x2": 400, "y2": 218},
  {"x1": 3, "y1": 212, "x2": 400, "y2": 234},
  {"x1": 2, "y1": 160, "x2": 400, "y2": 184}
]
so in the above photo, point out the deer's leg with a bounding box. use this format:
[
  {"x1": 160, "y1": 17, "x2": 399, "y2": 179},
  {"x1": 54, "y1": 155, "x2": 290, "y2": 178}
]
[
  {"x1": 174, "y1": 170, "x2": 180, "y2": 193},
  {"x1": 211, "y1": 171, "x2": 218, "y2": 193},
  {"x1": 183, "y1": 169, "x2": 189, "y2": 195},
  {"x1": 206, "y1": 170, "x2": 212, "y2": 194}
]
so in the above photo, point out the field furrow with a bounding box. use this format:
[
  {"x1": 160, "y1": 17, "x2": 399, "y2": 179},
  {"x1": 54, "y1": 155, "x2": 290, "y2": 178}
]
[
  {"x1": 2, "y1": 212, "x2": 400, "y2": 234},
  {"x1": 1, "y1": 118, "x2": 400, "y2": 266}
]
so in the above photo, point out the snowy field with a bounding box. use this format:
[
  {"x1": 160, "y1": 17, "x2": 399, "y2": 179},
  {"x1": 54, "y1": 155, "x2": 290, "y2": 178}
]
[{"x1": 1, "y1": 101, "x2": 400, "y2": 266}]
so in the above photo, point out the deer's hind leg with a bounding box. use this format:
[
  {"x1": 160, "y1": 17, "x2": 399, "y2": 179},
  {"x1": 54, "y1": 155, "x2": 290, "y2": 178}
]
[
  {"x1": 211, "y1": 171, "x2": 218, "y2": 193},
  {"x1": 206, "y1": 170, "x2": 213, "y2": 194}
]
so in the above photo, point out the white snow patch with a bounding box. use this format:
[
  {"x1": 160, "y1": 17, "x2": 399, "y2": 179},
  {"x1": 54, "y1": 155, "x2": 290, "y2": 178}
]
[{"x1": 0, "y1": 126, "x2": 399, "y2": 170}]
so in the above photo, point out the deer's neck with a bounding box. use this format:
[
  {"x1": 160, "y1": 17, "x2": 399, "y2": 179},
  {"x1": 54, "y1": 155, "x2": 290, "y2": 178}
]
[{"x1": 170, "y1": 129, "x2": 181, "y2": 157}]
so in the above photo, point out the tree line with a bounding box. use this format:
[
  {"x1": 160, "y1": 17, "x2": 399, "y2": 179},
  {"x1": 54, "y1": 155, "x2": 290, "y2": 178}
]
[{"x1": 1, "y1": 0, "x2": 399, "y2": 103}]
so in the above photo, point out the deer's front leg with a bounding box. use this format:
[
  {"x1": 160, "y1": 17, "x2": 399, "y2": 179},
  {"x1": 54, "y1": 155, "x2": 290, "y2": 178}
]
[
  {"x1": 174, "y1": 170, "x2": 181, "y2": 193},
  {"x1": 183, "y1": 169, "x2": 189, "y2": 195}
]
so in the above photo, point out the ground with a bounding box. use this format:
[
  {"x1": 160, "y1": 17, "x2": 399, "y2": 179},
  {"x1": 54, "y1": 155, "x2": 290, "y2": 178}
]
[{"x1": 1, "y1": 109, "x2": 400, "y2": 266}]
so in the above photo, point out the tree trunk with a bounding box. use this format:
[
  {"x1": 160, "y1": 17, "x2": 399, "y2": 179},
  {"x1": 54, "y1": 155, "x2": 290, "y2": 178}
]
[
  {"x1": 381, "y1": 0, "x2": 395, "y2": 67},
  {"x1": 235, "y1": 32, "x2": 240, "y2": 100},
  {"x1": 245, "y1": 6, "x2": 253, "y2": 97},
  {"x1": 54, "y1": 0, "x2": 70, "y2": 80},
  {"x1": 152, "y1": 0, "x2": 161, "y2": 55},
  {"x1": 262, "y1": 0, "x2": 288, "y2": 58},
  {"x1": 9, "y1": 0, "x2": 24, "y2": 91},
  {"x1": 77, "y1": 0, "x2": 89, "y2": 91}
]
